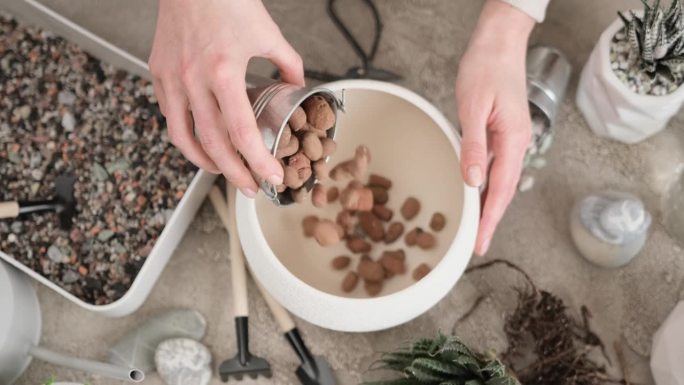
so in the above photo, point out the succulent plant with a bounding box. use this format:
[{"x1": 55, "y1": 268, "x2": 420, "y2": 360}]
[
  {"x1": 363, "y1": 334, "x2": 519, "y2": 385},
  {"x1": 619, "y1": 0, "x2": 684, "y2": 81}
]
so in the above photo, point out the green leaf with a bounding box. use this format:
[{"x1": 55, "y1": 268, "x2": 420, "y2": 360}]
[
  {"x1": 405, "y1": 365, "x2": 449, "y2": 382},
  {"x1": 656, "y1": 63, "x2": 676, "y2": 81},
  {"x1": 630, "y1": 10, "x2": 644, "y2": 31},
  {"x1": 44, "y1": 375, "x2": 56, "y2": 385},
  {"x1": 363, "y1": 379, "x2": 419, "y2": 385},
  {"x1": 479, "y1": 359, "x2": 506, "y2": 378},
  {"x1": 411, "y1": 337, "x2": 445, "y2": 357},
  {"x1": 464, "y1": 380, "x2": 485, "y2": 385},
  {"x1": 642, "y1": 0, "x2": 653, "y2": 13},
  {"x1": 455, "y1": 355, "x2": 481, "y2": 373},
  {"x1": 618, "y1": 10, "x2": 631, "y2": 27},
  {"x1": 439, "y1": 339, "x2": 474, "y2": 360},
  {"x1": 666, "y1": 0, "x2": 679, "y2": 18},
  {"x1": 375, "y1": 352, "x2": 416, "y2": 371},
  {"x1": 485, "y1": 376, "x2": 519, "y2": 385},
  {"x1": 628, "y1": 19, "x2": 642, "y2": 55},
  {"x1": 413, "y1": 357, "x2": 466, "y2": 376}
]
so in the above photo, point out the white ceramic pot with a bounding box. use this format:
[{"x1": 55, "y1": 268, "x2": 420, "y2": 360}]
[
  {"x1": 651, "y1": 301, "x2": 684, "y2": 385},
  {"x1": 576, "y1": 16, "x2": 684, "y2": 144},
  {"x1": 236, "y1": 80, "x2": 479, "y2": 332}
]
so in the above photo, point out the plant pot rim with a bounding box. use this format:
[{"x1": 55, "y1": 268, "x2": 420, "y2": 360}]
[{"x1": 601, "y1": 13, "x2": 684, "y2": 101}]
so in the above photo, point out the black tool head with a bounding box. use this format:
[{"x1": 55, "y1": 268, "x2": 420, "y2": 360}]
[
  {"x1": 219, "y1": 354, "x2": 272, "y2": 382},
  {"x1": 296, "y1": 355, "x2": 336, "y2": 385},
  {"x1": 54, "y1": 175, "x2": 76, "y2": 229}
]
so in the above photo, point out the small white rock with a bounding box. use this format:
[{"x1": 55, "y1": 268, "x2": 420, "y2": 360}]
[
  {"x1": 31, "y1": 169, "x2": 43, "y2": 181},
  {"x1": 518, "y1": 174, "x2": 535, "y2": 192},
  {"x1": 155, "y1": 338, "x2": 211, "y2": 385},
  {"x1": 124, "y1": 192, "x2": 136, "y2": 202},
  {"x1": 7, "y1": 234, "x2": 17, "y2": 243},
  {"x1": 530, "y1": 157, "x2": 547, "y2": 169},
  {"x1": 58, "y1": 91, "x2": 76, "y2": 106},
  {"x1": 61, "y1": 112, "x2": 76, "y2": 132},
  {"x1": 47, "y1": 245, "x2": 64, "y2": 263},
  {"x1": 17, "y1": 105, "x2": 31, "y2": 119},
  {"x1": 539, "y1": 134, "x2": 554, "y2": 154}
]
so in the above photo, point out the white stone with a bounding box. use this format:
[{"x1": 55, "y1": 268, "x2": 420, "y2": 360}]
[
  {"x1": 538, "y1": 133, "x2": 553, "y2": 154},
  {"x1": 31, "y1": 169, "x2": 43, "y2": 181},
  {"x1": 529, "y1": 157, "x2": 547, "y2": 169},
  {"x1": 651, "y1": 301, "x2": 684, "y2": 385},
  {"x1": 518, "y1": 174, "x2": 535, "y2": 192},
  {"x1": 58, "y1": 91, "x2": 76, "y2": 106},
  {"x1": 155, "y1": 338, "x2": 211, "y2": 385},
  {"x1": 47, "y1": 245, "x2": 64, "y2": 263},
  {"x1": 108, "y1": 309, "x2": 207, "y2": 373},
  {"x1": 17, "y1": 105, "x2": 31, "y2": 119},
  {"x1": 61, "y1": 112, "x2": 76, "y2": 132}
]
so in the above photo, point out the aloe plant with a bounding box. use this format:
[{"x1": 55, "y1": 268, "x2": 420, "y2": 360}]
[
  {"x1": 618, "y1": 0, "x2": 684, "y2": 81},
  {"x1": 363, "y1": 334, "x2": 519, "y2": 385}
]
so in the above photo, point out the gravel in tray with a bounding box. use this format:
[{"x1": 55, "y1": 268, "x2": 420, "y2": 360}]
[{"x1": 0, "y1": 14, "x2": 196, "y2": 305}]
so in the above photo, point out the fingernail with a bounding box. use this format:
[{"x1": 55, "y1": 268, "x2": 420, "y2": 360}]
[
  {"x1": 467, "y1": 165, "x2": 483, "y2": 187},
  {"x1": 267, "y1": 173, "x2": 283, "y2": 185},
  {"x1": 240, "y1": 187, "x2": 257, "y2": 198}
]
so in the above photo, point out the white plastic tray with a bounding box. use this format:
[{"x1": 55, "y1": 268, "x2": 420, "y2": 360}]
[{"x1": 0, "y1": 0, "x2": 218, "y2": 317}]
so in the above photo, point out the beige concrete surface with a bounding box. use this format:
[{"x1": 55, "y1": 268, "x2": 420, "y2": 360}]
[{"x1": 10, "y1": 0, "x2": 684, "y2": 384}]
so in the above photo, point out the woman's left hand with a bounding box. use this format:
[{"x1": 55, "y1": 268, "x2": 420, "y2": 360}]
[{"x1": 455, "y1": 0, "x2": 535, "y2": 256}]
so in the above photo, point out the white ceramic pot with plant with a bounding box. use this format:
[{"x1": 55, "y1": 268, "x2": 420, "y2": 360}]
[{"x1": 577, "y1": 0, "x2": 684, "y2": 144}]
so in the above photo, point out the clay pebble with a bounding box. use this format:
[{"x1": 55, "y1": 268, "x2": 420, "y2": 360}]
[{"x1": 401, "y1": 197, "x2": 421, "y2": 220}]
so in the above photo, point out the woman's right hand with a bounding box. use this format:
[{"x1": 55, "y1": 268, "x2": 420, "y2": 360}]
[{"x1": 149, "y1": 0, "x2": 304, "y2": 198}]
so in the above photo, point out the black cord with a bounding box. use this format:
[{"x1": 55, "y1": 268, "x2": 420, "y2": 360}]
[
  {"x1": 273, "y1": 0, "x2": 401, "y2": 82},
  {"x1": 327, "y1": 0, "x2": 383, "y2": 73}
]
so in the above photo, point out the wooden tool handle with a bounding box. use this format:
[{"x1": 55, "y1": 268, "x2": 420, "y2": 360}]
[
  {"x1": 0, "y1": 201, "x2": 20, "y2": 219},
  {"x1": 252, "y1": 274, "x2": 296, "y2": 333},
  {"x1": 209, "y1": 184, "x2": 297, "y2": 332},
  {"x1": 208, "y1": 185, "x2": 249, "y2": 317}
]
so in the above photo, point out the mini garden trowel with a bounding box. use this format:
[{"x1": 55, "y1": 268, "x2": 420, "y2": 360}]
[
  {"x1": 0, "y1": 175, "x2": 76, "y2": 229},
  {"x1": 252, "y1": 277, "x2": 337, "y2": 385},
  {"x1": 208, "y1": 184, "x2": 272, "y2": 381}
]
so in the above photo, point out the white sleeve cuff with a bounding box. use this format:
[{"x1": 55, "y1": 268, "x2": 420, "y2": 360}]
[{"x1": 499, "y1": 0, "x2": 550, "y2": 22}]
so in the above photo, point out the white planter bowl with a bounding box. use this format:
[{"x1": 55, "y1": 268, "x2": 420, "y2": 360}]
[
  {"x1": 576, "y1": 15, "x2": 684, "y2": 144},
  {"x1": 237, "y1": 80, "x2": 479, "y2": 332}
]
